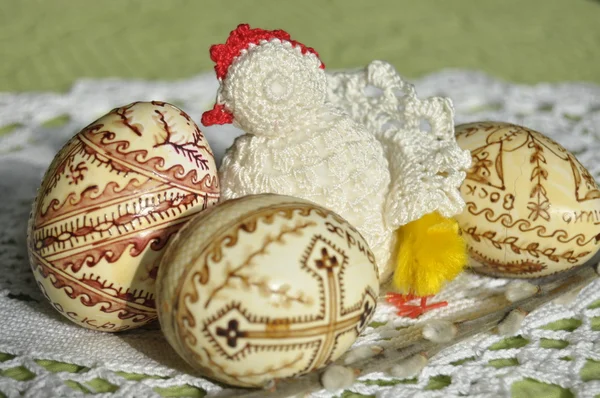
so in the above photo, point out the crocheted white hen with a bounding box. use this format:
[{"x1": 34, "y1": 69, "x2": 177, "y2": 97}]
[{"x1": 202, "y1": 24, "x2": 471, "y2": 317}]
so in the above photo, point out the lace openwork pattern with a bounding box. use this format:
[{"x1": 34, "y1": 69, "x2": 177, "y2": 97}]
[{"x1": 1, "y1": 68, "x2": 600, "y2": 397}]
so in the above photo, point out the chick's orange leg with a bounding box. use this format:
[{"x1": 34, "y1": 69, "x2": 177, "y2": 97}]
[{"x1": 385, "y1": 294, "x2": 447, "y2": 319}]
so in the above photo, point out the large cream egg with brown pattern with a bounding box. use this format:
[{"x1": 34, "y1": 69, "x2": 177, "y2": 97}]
[
  {"x1": 27, "y1": 101, "x2": 219, "y2": 332},
  {"x1": 455, "y1": 121, "x2": 600, "y2": 278},
  {"x1": 156, "y1": 194, "x2": 379, "y2": 388}
]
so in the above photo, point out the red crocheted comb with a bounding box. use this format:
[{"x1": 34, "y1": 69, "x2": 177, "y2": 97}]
[{"x1": 201, "y1": 24, "x2": 325, "y2": 127}]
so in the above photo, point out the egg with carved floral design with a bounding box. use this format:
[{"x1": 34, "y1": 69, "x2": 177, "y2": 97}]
[
  {"x1": 27, "y1": 101, "x2": 219, "y2": 332},
  {"x1": 455, "y1": 121, "x2": 600, "y2": 278},
  {"x1": 156, "y1": 194, "x2": 379, "y2": 388}
]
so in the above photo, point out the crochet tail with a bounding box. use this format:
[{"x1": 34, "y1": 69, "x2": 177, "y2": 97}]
[{"x1": 392, "y1": 212, "x2": 468, "y2": 297}]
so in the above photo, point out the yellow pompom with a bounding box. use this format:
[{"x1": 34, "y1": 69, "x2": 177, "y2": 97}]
[{"x1": 393, "y1": 212, "x2": 467, "y2": 297}]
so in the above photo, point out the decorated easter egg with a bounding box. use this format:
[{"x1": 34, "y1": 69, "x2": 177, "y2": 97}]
[
  {"x1": 156, "y1": 194, "x2": 379, "y2": 387},
  {"x1": 27, "y1": 101, "x2": 219, "y2": 332},
  {"x1": 455, "y1": 121, "x2": 600, "y2": 278}
]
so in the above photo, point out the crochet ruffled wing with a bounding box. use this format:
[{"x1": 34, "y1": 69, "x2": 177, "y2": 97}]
[{"x1": 327, "y1": 61, "x2": 472, "y2": 229}]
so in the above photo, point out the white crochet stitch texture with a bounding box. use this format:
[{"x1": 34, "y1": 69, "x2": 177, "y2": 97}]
[
  {"x1": 219, "y1": 59, "x2": 468, "y2": 281},
  {"x1": 328, "y1": 61, "x2": 472, "y2": 228},
  {"x1": 220, "y1": 39, "x2": 327, "y2": 137},
  {"x1": 1, "y1": 68, "x2": 600, "y2": 398}
]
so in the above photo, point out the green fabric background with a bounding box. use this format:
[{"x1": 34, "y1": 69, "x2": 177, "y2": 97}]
[
  {"x1": 1, "y1": 0, "x2": 600, "y2": 93},
  {"x1": 1, "y1": 1, "x2": 600, "y2": 397}
]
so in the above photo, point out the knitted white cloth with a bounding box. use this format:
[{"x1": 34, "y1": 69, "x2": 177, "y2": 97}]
[
  {"x1": 219, "y1": 58, "x2": 470, "y2": 281},
  {"x1": 1, "y1": 69, "x2": 600, "y2": 398}
]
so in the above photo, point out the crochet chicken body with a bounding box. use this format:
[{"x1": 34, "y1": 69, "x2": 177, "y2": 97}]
[{"x1": 202, "y1": 24, "x2": 471, "y2": 317}]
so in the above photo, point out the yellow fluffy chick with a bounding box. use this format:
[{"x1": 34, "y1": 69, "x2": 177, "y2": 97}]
[{"x1": 387, "y1": 212, "x2": 467, "y2": 318}]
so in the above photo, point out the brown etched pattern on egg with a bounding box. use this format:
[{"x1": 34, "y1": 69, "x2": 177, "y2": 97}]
[
  {"x1": 455, "y1": 121, "x2": 600, "y2": 278},
  {"x1": 28, "y1": 101, "x2": 219, "y2": 331},
  {"x1": 156, "y1": 194, "x2": 379, "y2": 387}
]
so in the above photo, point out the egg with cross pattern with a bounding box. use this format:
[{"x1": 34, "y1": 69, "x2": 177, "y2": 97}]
[{"x1": 156, "y1": 194, "x2": 379, "y2": 388}]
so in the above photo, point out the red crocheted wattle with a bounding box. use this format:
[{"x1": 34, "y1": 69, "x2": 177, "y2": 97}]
[
  {"x1": 201, "y1": 104, "x2": 233, "y2": 126},
  {"x1": 209, "y1": 23, "x2": 325, "y2": 80}
]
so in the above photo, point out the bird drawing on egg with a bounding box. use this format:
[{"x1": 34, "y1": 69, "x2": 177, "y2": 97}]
[{"x1": 201, "y1": 24, "x2": 472, "y2": 318}]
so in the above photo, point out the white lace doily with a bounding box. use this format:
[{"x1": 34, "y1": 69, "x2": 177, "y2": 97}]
[{"x1": 1, "y1": 69, "x2": 600, "y2": 398}]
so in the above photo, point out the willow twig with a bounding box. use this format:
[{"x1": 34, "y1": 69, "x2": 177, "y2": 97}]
[{"x1": 208, "y1": 263, "x2": 599, "y2": 398}]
